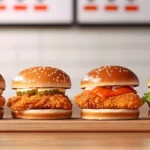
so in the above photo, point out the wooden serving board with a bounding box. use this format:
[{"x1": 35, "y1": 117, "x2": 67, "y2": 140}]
[{"x1": 0, "y1": 118, "x2": 150, "y2": 132}]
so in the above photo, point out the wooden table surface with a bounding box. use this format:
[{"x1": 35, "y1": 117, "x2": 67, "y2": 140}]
[
  {"x1": 1, "y1": 118, "x2": 150, "y2": 149},
  {"x1": 0, "y1": 118, "x2": 150, "y2": 132},
  {"x1": 1, "y1": 132, "x2": 150, "y2": 150}
]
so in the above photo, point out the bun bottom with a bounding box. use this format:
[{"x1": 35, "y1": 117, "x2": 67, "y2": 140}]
[
  {"x1": 0, "y1": 108, "x2": 4, "y2": 119},
  {"x1": 81, "y1": 109, "x2": 139, "y2": 120},
  {"x1": 11, "y1": 109, "x2": 72, "y2": 120},
  {"x1": 148, "y1": 110, "x2": 150, "y2": 119}
]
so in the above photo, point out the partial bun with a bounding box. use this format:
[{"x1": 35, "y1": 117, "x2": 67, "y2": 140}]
[
  {"x1": 147, "y1": 78, "x2": 150, "y2": 87},
  {"x1": 11, "y1": 109, "x2": 72, "y2": 120},
  {"x1": 12, "y1": 66, "x2": 71, "y2": 89},
  {"x1": 0, "y1": 74, "x2": 6, "y2": 90},
  {"x1": 148, "y1": 110, "x2": 150, "y2": 119},
  {"x1": 81, "y1": 109, "x2": 139, "y2": 120},
  {"x1": 81, "y1": 66, "x2": 139, "y2": 88}
]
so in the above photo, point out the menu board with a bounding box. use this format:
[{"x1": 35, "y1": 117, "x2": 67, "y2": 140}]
[
  {"x1": 0, "y1": 0, "x2": 73, "y2": 25},
  {"x1": 77, "y1": 0, "x2": 150, "y2": 24}
]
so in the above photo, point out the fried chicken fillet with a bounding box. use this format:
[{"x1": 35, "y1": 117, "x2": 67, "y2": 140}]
[
  {"x1": 0, "y1": 96, "x2": 5, "y2": 108},
  {"x1": 75, "y1": 90, "x2": 142, "y2": 109},
  {"x1": 7, "y1": 94, "x2": 72, "y2": 111}
]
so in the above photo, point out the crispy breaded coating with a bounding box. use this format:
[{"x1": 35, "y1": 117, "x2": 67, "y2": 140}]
[
  {"x1": 75, "y1": 91, "x2": 142, "y2": 109},
  {"x1": 0, "y1": 96, "x2": 5, "y2": 108},
  {"x1": 7, "y1": 94, "x2": 72, "y2": 111}
]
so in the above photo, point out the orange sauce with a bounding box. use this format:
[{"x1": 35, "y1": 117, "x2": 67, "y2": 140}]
[{"x1": 91, "y1": 86, "x2": 136, "y2": 98}]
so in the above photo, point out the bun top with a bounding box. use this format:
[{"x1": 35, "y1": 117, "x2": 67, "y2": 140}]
[
  {"x1": 12, "y1": 66, "x2": 71, "y2": 89},
  {"x1": 0, "y1": 74, "x2": 6, "y2": 90},
  {"x1": 81, "y1": 66, "x2": 139, "y2": 89},
  {"x1": 147, "y1": 78, "x2": 150, "y2": 87}
]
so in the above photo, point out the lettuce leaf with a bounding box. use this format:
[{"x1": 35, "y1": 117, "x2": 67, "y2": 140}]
[{"x1": 142, "y1": 92, "x2": 150, "y2": 103}]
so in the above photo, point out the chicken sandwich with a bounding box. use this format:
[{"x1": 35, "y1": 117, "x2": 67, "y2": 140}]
[
  {"x1": 7, "y1": 66, "x2": 72, "y2": 119},
  {"x1": 0, "y1": 74, "x2": 6, "y2": 119},
  {"x1": 75, "y1": 66, "x2": 142, "y2": 120}
]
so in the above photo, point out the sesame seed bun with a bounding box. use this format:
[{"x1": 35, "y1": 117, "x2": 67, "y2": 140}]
[
  {"x1": 0, "y1": 74, "x2": 6, "y2": 90},
  {"x1": 11, "y1": 109, "x2": 72, "y2": 120},
  {"x1": 12, "y1": 66, "x2": 71, "y2": 89},
  {"x1": 81, "y1": 109, "x2": 139, "y2": 120},
  {"x1": 81, "y1": 66, "x2": 139, "y2": 88}
]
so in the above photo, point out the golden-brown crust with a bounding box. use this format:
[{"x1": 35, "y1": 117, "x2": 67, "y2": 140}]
[
  {"x1": 11, "y1": 109, "x2": 72, "y2": 120},
  {"x1": 81, "y1": 109, "x2": 139, "y2": 120},
  {"x1": 7, "y1": 94, "x2": 72, "y2": 111},
  {"x1": 12, "y1": 66, "x2": 71, "y2": 89},
  {"x1": 81, "y1": 66, "x2": 139, "y2": 88},
  {"x1": 0, "y1": 96, "x2": 5, "y2": 108},
  {"x1": 75, "y1": 90, "x2": 142, "y2": 109}
]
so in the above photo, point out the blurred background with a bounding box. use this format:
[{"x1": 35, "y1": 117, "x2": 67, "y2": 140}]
[{"x1": 1, "y1": 0, "x2": 150, "y2": 118}]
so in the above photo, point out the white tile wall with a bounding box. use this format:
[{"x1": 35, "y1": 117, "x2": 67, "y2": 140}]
[{"x1": 1, "y1": 27, "x2": 150, "y2": 118}]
